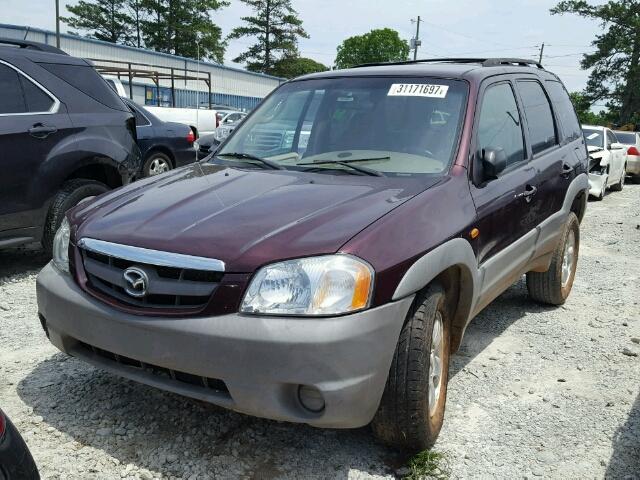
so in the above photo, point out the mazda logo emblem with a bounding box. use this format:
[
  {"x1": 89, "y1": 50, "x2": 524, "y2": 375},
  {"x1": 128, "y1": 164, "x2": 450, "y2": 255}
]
[{"x1": 123, "y1": 266, "x2": 149, "y2": 298}]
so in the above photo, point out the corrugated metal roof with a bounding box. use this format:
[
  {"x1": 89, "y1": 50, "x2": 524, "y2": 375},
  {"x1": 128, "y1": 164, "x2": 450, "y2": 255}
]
[{"x1": 0, "y1": 23, "x2": 284, "y2": 98}]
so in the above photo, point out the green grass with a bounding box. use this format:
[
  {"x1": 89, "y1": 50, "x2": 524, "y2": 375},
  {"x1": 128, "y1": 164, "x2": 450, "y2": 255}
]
[{"x1": 403, "y1": 450, "x2": 450, "y2": 480}]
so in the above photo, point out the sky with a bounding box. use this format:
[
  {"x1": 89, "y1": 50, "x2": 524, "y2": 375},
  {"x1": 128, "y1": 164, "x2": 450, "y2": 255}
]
[{"x1": 0, "y1": 0, "x2": 607, "y2": 94}]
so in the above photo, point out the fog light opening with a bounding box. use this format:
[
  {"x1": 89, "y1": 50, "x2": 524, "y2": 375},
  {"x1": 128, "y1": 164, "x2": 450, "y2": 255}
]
[{"x1": 298, "y1": 385, "x2": 325, "y2": 413}]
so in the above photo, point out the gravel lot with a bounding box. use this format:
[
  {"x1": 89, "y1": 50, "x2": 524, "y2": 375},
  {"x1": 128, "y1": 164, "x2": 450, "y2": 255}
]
[{"x1": 1, "y1": 184, "x2": 638, "y2": 480}]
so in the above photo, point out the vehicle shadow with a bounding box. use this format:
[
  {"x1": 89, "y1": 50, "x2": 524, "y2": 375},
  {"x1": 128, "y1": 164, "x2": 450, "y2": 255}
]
[
  {"x1": 16, "y1": 278, "x2": 549, "y2": 479},
  {"x1": 605, "y1": 393, "x2": 640, "y2": 480},
  {"x1": 449, "y1": 277, "x2": 556, "y2": 379},
  {"x1": 0, "y1": 245, "x2": 48, "y2": 279}
]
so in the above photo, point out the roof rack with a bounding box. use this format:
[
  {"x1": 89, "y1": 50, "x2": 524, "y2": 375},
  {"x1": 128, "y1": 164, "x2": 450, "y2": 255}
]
[
  {"x1": 354, "y1": 57, "x2": 544, "y2": 69},
  {"x1": 0, "y1": 37, "x2": 68, "y2": 56}
]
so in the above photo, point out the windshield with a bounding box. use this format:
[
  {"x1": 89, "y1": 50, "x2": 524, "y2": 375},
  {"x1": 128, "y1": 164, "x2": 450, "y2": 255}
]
[
  {"x1": 583, "y1": 128, "x2": 604, "y2": 149},
  {"x1": 218, "y1": 77, "x2": 468, "y2": 176}
]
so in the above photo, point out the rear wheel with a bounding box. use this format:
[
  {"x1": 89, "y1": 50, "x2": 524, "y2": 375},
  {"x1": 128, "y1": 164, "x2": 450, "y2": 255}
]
[
  {"x1": 143, "y1": 152, "x2": 172, "y2": 177},
  {"x1": 527, "y1": 212, "x2": 579, "y2": 305},
  {"x1": 371, "y1": 285, "x2": 450, "y2": 452},
  {"x1": 42, "y1": 179, "x2": 109, "y2": 255}
]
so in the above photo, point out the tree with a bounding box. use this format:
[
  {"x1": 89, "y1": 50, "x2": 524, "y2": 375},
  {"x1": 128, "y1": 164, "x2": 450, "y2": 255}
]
[
  {"x1": 270, "y1": 55, "x2": 327, "y2": 78},
  {"x1": 569, "y1": 92, "x2": 617, "y2": 126},
  {"x1": 62, "y1": 0, "x2": 134, "y2": 44},
  {"x1": 141, "y1": 0, "x2": 229, "y2": 62},
  {"x1": 127, "y1": 0, "x2": 145, "y2": 48},
  {"x1": 551, "y1": 1, "x2": 640, "y2": 125},
  {"x1": 335, "y1": 28, "x2": 410, "y2": 69},
  {"x1": 228, "y1": 0, "x2": 309, "y2": 74}
]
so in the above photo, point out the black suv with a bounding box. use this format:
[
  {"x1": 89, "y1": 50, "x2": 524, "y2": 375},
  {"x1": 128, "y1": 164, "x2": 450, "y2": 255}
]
[{"x1": 0, "y1": 39, "x2": 140, "y2": 253}]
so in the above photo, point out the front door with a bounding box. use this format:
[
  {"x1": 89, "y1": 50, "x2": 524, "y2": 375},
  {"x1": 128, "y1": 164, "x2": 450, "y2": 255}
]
[{"x1": 469, "y1": 79, "x2": 537, "y2": 305}]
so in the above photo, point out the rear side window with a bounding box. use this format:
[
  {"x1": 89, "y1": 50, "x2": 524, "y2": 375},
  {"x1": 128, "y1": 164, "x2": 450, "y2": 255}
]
[
  {"x1": 517, "y1": 80, "x2": 557, "y2": 155},
  {"x1": 19, "y1": 76, "x2": 54, "y2": 112},
  {"x1": 477, "y1": 82, "x2": 525, "y2": 169},
  {"x1": 128, "y1": 104, "x2": 150, "y2": 126},
  {"x1": 0, "y1": 63, "x2": 25, "y2": 114},
  {"x1": 545, "y1": 80, "x2": 582, "y2": 142},
  {"x1": 39, "y1": 63, "x2": 127, "y2": 111},
  {"x1": 0, "y1": 62, "x2": 55, "y2": 114}
]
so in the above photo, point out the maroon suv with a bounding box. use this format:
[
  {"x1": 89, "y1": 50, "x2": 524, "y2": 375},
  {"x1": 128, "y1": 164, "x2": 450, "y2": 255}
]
[{"x1": 36, "y1": 58, "x2": 589, "y2": 451}]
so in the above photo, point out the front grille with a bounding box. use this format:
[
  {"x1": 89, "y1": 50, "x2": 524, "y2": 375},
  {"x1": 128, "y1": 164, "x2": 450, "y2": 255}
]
[
  {"x1": 76, "y1": 341, "x2": 230, "y2": 396},
  {"x1": 78, "y1": 240, "x2": 224, "y2": 312}
]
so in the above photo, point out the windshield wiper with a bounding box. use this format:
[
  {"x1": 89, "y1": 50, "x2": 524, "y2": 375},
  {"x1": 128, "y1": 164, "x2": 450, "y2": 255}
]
[
  {"x1": 216, "y1": 152, "x2": 286, "y2": 170},
  {"x1": 297, "y1": 160, "x2": 385, "y2": 177}
]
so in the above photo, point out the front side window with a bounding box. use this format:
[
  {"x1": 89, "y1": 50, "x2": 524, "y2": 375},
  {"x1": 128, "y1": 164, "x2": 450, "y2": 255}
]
[
  {"x1": 583, "y1": 128, "x2": 604, "y2": 149},
  {"x1": 477, "y1": 82, "x2": 525, "y2": 169},
  {"x1": 606, "y1": 130, "x2": 618, "y2": 147},
  {"x1": 517, "y1": 80, "x2": 557, "y2": 155},
  {"x1": 219, "y1": 77, "x2": 469, "y2": 176}
]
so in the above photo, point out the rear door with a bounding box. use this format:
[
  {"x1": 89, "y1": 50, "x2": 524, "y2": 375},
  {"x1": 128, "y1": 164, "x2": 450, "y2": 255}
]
[
  {"x1": 469, "y1": 78, "x2": 537, "y2": 300},
  {"x1": 0, "y1": 60, "x2": 72, "y2": 233},
  {"x1": 514, "y1": 79, "x2": 566, "y2": 226}
]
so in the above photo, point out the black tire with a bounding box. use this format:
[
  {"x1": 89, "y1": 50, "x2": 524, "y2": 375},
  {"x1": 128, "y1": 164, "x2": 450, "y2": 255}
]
[
  {"x1": 610, "y1": 166, "x2": 626, "y2": 192},
  {"x1": 371, "y1": 285, "x2": 450, "y2": 452},
  {"x1": 143, "y1": 151, "x2": 173, "y2": 177},
  {"x1": 42, "y1": 179, "x2": 109, "y2": 255},
  {"x1": 527, "y1": 212, "x2": 580, "y2": 305}
]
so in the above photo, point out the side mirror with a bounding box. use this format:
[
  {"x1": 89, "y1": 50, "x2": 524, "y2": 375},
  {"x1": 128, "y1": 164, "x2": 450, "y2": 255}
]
[
  {"x1": 610, "y1": 142, "x2": 625, "y2": 150},
  {"x1": 482, "y1": 147, "x2": 508, "y2": 180}
]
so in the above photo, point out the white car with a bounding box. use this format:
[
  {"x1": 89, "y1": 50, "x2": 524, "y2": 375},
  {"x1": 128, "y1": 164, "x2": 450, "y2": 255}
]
[
  {"x1": 582, "y1": 125, "x2": 627, "y2": 200},
  {"x1": 613, "y1": 130, "x2": 640, "y2": 181}
]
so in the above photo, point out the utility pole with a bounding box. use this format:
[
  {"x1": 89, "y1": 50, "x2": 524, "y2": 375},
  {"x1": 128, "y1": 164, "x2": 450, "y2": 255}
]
[
  {"x1": 55, "y1": 0, "x2": 61, "y2": 48},
  {"x1": 411, "y1": 16, "x2": 423, "y2": 60},
  {"x1": 538, "y1": 42, "x2": 545, "y2": 64}
]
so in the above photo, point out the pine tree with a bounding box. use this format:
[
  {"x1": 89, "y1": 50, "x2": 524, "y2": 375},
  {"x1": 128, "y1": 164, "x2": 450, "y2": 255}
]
[
  {"x1": 552, "y1": 1, "x2": 640, "y2": 124},
  {"x1": 127, "y1": 0, "x2": 145, "y2": 48},
  {"x1": 141, "y1": 0, "x2": 229, "y2": 62},
  {"x1": 228, "y1": 0, "x2": 309, "y2": 74},
  {"x1": 63, "y1": 0, "x2": 134, "y2": 45}
]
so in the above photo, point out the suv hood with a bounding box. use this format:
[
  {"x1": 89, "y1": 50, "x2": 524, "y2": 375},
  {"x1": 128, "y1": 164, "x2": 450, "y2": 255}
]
[{"x1": 72, "y1": 163, "x2": 441, "y2": 272}]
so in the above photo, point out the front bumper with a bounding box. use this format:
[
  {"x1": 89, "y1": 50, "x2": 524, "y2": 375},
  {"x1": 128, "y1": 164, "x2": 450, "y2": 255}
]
[
  {"x1": 36, "y1": 263, "x2": 414, "y2": 428},
  {"x1": 588, "y1": 172, "x2": 608, "y2": 197}
]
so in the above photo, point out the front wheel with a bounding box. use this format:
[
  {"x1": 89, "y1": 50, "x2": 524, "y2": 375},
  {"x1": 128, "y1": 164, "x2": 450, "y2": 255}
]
[
  {"x1": 610, "y1": 166, "x2": 626, "y2": 192},
  {"x1": 371, "y1": 285, "x2": 450, "y2": 452},
  {"x1": 527, "y1": 212, "x2": 580, "y2": 305}
]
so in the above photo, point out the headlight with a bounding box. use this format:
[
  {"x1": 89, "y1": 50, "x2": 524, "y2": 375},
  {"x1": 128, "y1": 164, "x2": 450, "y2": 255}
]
[
  {"x1": 52, "y1": 217, "x2": 70, "y2": 273},
  {"x1": 240, "y1": 255, "x2": 374, "y2": 316}
]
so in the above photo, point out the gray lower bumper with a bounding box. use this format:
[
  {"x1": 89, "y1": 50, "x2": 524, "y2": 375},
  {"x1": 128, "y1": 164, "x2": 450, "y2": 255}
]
[
  {"x1": 627, "y1": 156, "x2": 640, "y2": 176},
  {"x1": 36, "y1": 263, "x2": 414, "y2": 428}
]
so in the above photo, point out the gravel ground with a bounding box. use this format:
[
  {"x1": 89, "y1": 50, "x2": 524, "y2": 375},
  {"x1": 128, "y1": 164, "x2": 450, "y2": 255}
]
[{"x1": 1, "y1": 184, "x2": 638, "y2": 480}]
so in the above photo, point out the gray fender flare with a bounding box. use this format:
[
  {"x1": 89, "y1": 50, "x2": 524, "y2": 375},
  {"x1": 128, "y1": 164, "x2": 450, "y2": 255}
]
[{"x1": 392, "y1": 237, "x2": 479, "y2": 302}]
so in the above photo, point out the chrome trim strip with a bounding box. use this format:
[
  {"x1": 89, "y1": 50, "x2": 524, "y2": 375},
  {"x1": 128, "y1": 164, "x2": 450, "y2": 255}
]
[
  {"x1": 0, "y1": 59, "x2": 60, "y2": 116},
  {"x1": 78, "y1": 238, "x2": 225, "y2": 272}
]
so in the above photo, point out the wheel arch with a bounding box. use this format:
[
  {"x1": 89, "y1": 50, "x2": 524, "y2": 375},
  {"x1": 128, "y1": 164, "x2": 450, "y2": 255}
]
[
  {"x1": 64, "y1": 158, "x2": 122, "y2": 189},
  {"x1": 392, "y1": 238, "x2": 479, "y2": 353}
]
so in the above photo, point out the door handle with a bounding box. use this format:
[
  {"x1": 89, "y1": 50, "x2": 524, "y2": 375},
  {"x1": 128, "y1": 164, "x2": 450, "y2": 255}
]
[
  {"x1": 28, "y1": 124, "x2": 58, "y2": 139},
  {"x1": 516, "y1": 185, "x2": 538, "y2": 202}
]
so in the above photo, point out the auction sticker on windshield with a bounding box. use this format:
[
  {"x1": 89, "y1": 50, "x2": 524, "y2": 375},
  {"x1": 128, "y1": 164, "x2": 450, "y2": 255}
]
[{"x1": 388, "y1": 84, "x2": 449, "y2": 98}]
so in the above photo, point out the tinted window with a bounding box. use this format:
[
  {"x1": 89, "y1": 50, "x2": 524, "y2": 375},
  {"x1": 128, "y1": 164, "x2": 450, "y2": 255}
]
[
  {"x1": 583, "y1": 128, "x2": 604, "y2": 149},
  {"x1": 0, "y1": 63, "x2": 26, "y2": 114},
  {"x1": 39, "y1": 63, "x2": 127, "y2": 111},
  {"x1": 517, "y1": 80, "x2": 557, "y2": 155},
  {"x1": 128, "y1": 104, "x2": 149, "y2": 126},
  {"x1": 545, "y1": 80, "x2": 581, "y2": 142},
  {"x1": 614, "y1": 131, "x2": 637, "y2": 145},
  {"x1": 19, "y1": 76, "x2": 54, "y2": 112},
  {"x1": 477, "y1": 82, "x2": 525, "y2": 169}
]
